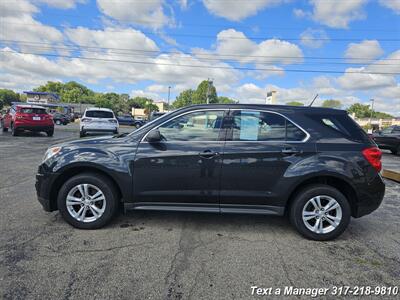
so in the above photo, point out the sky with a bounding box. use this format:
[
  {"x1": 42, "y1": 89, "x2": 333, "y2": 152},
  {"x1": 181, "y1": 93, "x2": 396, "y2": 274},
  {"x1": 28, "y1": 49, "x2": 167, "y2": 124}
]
[{"x1": 0, "y1": 0, "x2": 399, "y2": 115}]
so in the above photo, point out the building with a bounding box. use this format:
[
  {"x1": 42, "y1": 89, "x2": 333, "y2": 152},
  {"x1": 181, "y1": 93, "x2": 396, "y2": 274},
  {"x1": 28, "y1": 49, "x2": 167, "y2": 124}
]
[
  {"x1": 154, "y1": 101, "x2": 168, "y2": 113},
  {"x1": 266, "y1": 91, "x2": 277, "y2": 104},
  {"x1": 24, "y1": 91, "x2": 60, "y2": 104},
  {"x1": 131, "y1": 108, "x2": 146, "y2": 120},
  {"x1": 355, "y1": 118, "x2": 400, "y2": 129}
]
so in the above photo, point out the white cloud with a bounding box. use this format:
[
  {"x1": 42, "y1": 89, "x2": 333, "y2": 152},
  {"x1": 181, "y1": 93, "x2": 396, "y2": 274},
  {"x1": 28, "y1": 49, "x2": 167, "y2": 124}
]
[
  {"x1": 308, "y1": 0, "x2": 368, "y2": 28},
  {"x1": 131, "y1": 89, "x2": 163, "y2": 100},
  {"x1": 192, "y1": 29, "x2": 303, "y2": 73},
  {"x1": 0, "y1": 0, "x2": 38, "y2": 18},
  {"x1": 379, "y1": 0, "x2": 400, "y2": 14},
  {"x1": 344, "y1": 40, "x2": 384, "y2": 62},
  {"x1": 97, "y1": 0, "x2": 172, "y2": 29},
  {"x1": 202, "y1": 0, "x2": 285, "y2": 21},
  {"x1": 35, "y1": 0, "x2": 86, "y2": 9},
  {"x1": 337, "y1": 67, "x2": 396, "y2": 90},
  {"x1": 65, "y1": 27, "x2": 159, "y2": 51},
  {"x1": 300, "y1": 28, "x2": 329, "y2": 48}
]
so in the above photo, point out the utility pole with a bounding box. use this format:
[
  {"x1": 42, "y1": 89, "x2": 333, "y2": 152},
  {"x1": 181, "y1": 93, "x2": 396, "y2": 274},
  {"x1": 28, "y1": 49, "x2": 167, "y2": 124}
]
[
  {"x1": 369, "y1": 98, "x2": 374, "y2": 128},
  {"x1": 167, "y1": 86, "x2": 171, "y2": 109},
  {"x1": 206, "y1": 78, "x2": 213, "y2": 104}
]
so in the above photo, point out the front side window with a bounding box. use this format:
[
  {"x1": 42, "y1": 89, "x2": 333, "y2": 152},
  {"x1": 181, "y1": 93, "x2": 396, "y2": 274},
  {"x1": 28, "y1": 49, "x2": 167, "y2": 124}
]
[
  {"x1": 230, "y1": 110, "x2": 305, "y2": 142},
  {"x1": 158, "y1": 110, "x2": 225, "y2": 141}
]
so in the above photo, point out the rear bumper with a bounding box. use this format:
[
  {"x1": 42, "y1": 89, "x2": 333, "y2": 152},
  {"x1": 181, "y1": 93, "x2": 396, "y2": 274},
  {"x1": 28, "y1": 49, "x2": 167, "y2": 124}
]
[
  {"x1": 16, "y1": 125, "x2": 54, "y2": 132},
  {"x1": 81, "y1": 125, "x2": 118, "y2": 132},
  {"x1": 353, "y1": 173, "x2": 385, "y2": 218}
]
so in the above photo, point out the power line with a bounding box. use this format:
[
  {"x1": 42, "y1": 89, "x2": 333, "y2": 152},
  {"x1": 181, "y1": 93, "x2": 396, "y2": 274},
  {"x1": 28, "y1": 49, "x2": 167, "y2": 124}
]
[
  {"x1": 2, "y1": 22, "x2": 400, "y2": 42},
  {"x1": 2, "y1": 39, "x2": 400, "y2": 61},
  {"x1": 12, "y1": 44, "x2": 400, "y2": 67},
  {"x1": 1, "y1": 49, "x2": 399, "y2": 75}
]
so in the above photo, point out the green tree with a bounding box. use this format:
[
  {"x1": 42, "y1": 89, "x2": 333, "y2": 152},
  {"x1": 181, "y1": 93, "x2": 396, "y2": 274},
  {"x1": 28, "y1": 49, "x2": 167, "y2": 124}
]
[
  {"x1": 192, "y1": 80, "x2": 218, "y2": 104},
  {"x1": 347, "y1": 103, "x2": 393, "y2": 119},
  {"x1": 34, "y1": 81, "x2": 95, "y2": 103},
  {"x1": 217, "y1": 96, "x2": 237, "y2": 104},
  {"x1": 173, "y1": 89, "x2": 195, "y2": 108},
  {"x1": 322, "y1": 99, "x2": 342, "y2": 109},
  {"x1": 128, "y1": 96, "x2": 153, "y2": 109},
  {"x1": 0, "y1": 89, "x2": 20, "y2": 108},
  {"x1": 286, "y1": 101, "x2": 304, "y2": 106}
]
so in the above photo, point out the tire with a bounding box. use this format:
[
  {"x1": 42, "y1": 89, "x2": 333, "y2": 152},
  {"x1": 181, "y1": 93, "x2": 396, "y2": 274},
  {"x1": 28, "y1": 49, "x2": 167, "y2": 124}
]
[
  {"x1": 57, "y1": 173, "x2": 119, "y2": 229},
  {"x1": 289, "y1": 184, "x2": 351, "y2": 241},
  {"x1": 46, "y1": 129, "x2": 54, "y2": 137},
  {"x1": 55, "y1": 120, "x2": 61, "y2": 125},
  {"x1": 135, "y1": 123, "x2": 141, "y2": 129},
  {"x1": 390, "y1": 145, "x2": 399, "y2": 155},
  {"x1": 80, "y1": 130, "x2": 86, "y2": 138},
  {"x1": 2, "y1": 121, "x2": 7, "y2": 132},
  {"x1": 11, "y1": 123, "x2": 18, "y2": 136}
]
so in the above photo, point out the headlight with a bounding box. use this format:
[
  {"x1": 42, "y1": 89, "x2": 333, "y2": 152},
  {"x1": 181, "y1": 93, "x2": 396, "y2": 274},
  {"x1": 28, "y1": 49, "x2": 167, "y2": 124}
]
[{"x1": 43, "y1": 146, "x2": 61, "y2": 162}]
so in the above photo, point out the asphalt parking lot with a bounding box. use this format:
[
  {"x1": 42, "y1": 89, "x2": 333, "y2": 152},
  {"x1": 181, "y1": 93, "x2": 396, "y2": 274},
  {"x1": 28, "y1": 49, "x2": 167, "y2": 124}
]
[{"x1": 0, "y1": 124, "x2": 399, "y2": 299}]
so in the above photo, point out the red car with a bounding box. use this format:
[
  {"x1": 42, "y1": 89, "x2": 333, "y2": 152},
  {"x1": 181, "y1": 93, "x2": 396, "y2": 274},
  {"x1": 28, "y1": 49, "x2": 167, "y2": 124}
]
[{"x1": 1, "y1": 104, "x2": 54, "y2": 136}]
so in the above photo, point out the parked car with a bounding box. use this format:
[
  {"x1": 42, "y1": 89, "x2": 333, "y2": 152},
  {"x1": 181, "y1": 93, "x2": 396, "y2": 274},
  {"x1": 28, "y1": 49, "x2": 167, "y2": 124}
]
[
  {"x1": 149, "y1": 111, "x2": 166, "y2": 121},
  {"x1": 79, "y1": 107, "x2": 118, "y2": 137},
  {"x1": 36, "y1": 104, "x2": 384, "y2": 240},
  {"x1": 372, "y1": 125, "x2": 400, "y2": 155},
  {"x1": 117, "y1": 115, "x2": 144, "y2": 128},
  {"x1": 51, "y1": 112, "x2": 69, "y2": 125},
  {"x1": 2, "y1": 104, "x2": 54, "y2": 136}
]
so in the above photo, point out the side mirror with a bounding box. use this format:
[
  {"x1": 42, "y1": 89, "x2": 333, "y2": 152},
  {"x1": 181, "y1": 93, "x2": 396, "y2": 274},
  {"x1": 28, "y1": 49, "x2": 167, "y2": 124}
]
[{"x1": 146, "y1": 129, "x2": 162, "y2": 143}]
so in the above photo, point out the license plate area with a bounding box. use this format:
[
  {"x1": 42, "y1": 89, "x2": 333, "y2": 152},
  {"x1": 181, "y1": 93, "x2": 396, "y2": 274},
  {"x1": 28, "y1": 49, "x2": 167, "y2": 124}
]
[{"x1": 33, "y1": 117, "x2": 41, "y2": 121}]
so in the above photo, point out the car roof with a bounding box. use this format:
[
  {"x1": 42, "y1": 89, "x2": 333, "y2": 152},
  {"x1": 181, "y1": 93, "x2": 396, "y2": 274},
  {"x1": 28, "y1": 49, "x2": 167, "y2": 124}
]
[
  {"x1": 178, "y1": 103, "x2": 347, "y2": 115},
  {"x1": 85, "y1": 107, "x2": 114, "y2": 112},
  {"x1": 15, "y1": 104, "x2": 46, "y2": 109}
]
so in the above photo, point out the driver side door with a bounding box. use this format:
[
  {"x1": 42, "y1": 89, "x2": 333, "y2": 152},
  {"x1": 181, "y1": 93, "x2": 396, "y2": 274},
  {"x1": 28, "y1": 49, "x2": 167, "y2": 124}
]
[{"x1": 132, "y1": 109, "x2": 228, "y2": 211}]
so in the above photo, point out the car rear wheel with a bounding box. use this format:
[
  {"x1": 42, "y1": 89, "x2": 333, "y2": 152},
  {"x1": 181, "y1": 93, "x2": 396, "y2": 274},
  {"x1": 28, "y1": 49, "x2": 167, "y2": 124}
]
[
  {"x1": 391, "y1": 145, "x2": 399, "y2": 155},
  {"x1": 289, "y1": 184, "x2": 351, "y2": 241},
  {"x1": 57, "y1": 173, "x2": 119, "y2": 229},
  {"x1": 11, "y1": 123, "x2": 18, "y2": 136},
  {"x1": 135, "y1": 123, "x2": 141, "y2": 129},
  {"x1": 55, "y1": 120, "x2": 61, "y2": 125},
  {"x1": 46, "y1": 129, "x2": 54, "y2": 137}
]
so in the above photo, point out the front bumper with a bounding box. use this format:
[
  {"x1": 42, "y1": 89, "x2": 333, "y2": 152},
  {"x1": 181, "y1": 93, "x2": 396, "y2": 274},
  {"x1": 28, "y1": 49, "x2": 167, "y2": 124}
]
[
  {"x1": 353, "y1": 173, "x2": 385, "y2": 218},
  {"x1": 35, "y1": 168, "x2": 58, "y2": 212}
]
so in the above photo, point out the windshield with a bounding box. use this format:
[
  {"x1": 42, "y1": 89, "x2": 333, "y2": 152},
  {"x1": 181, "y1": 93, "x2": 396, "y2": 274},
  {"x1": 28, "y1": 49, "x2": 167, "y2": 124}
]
[{"x1": 85, "y1": 110, "x2": 114, "y2": 118}]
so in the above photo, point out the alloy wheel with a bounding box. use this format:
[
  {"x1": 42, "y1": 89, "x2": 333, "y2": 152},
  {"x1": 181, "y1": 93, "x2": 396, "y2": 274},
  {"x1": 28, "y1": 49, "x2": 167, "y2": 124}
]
[
  {"x1": 66, "y1": 183, "x2": 106, "y2": 223},
  {"x1": 302, "y1": 195, "x2": 342, "y2": 234}
]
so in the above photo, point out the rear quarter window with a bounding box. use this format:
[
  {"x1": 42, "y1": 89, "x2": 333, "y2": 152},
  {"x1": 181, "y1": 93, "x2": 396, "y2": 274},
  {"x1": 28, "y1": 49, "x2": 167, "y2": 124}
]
[{"x1": 309, "y1": 113, "x2": 369, "y2": 142}]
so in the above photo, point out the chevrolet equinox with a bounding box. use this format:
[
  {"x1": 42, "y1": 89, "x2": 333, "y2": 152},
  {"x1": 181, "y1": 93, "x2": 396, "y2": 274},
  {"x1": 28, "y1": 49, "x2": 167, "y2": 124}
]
[{"x1": 36, "y1": 104, "x2": 385, "y2": 240}]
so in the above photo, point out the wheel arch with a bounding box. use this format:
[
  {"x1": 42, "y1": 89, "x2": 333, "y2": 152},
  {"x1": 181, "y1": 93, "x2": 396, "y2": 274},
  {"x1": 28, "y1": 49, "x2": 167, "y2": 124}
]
[
  {"x1": 285, "y1": 175, "x2": 359, "y2": 217},
  {"x1": 49, "y1": 166, "x2": 123, "y2": 211}
]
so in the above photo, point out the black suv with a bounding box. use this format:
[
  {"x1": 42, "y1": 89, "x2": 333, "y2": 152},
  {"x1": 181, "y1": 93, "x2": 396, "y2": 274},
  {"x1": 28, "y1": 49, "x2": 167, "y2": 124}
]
[{"x1": 36, "y1": 104, "x2": 385, "y2": 240}]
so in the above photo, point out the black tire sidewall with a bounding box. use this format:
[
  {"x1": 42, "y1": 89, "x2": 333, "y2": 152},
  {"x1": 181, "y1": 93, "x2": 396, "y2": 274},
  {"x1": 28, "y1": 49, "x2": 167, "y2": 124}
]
[
  {"x1": 290, "y1": 184, "x2": 351, "y2": 241},
  {"x1": 57, "y1": 173, "x2": 119, "y2": 229}
]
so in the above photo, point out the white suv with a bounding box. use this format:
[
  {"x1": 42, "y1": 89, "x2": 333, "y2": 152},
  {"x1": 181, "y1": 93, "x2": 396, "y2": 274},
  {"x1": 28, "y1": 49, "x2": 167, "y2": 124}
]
[{"x1": 80, "y1": 108, "x2": 119, "y2": 137}]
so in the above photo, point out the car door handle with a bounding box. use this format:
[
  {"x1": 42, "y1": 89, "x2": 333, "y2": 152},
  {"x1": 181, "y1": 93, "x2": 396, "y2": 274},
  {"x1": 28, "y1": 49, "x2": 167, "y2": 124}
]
[
  {"x1": 199, "y1": 150, "x2": 219, "y2": 159},
  {"x1": 281, "y1": 148, "x2": 301, "y2": 155}
]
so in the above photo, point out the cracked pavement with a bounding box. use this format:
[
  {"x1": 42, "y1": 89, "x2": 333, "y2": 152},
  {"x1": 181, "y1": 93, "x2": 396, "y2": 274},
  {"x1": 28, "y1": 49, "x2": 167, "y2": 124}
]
[{"x1": 0, "y1": 124, "x2": 399, "y2": 299}]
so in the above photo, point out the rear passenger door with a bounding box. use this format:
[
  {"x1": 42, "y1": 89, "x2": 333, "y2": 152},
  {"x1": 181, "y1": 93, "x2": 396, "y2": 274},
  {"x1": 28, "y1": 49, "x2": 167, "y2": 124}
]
[{"x1": 219, "y1": 109, "x2": 314, "y2": 214}]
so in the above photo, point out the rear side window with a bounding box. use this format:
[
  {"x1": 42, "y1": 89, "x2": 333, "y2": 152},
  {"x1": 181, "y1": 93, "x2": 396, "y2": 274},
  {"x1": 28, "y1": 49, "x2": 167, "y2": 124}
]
[
  {"x1": 86, "y1": 110, "x2": 114, "y2": 118},
  {"x1": 230, "y1": 110, "x2": 306, "y2": 142},
  {"x1": 309, "y1": 114, "x2": 368, "y2": 142},
  {"x1": 19, "y1": 108, "x2": 47, "y2": 114}
]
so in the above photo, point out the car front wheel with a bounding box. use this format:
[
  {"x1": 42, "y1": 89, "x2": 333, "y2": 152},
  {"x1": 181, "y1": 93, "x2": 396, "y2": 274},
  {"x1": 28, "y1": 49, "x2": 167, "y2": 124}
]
[
  {"x1": 289, "y1": 184, "x2": 351, "y2": 241},
  {"x1": 57, "y1": 173, "x2": 119, "y2": 229}
]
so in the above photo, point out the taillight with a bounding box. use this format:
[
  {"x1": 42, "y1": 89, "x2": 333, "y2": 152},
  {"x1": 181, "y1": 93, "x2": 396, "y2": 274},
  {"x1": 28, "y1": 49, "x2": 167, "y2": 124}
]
[
  {"x1": 362, "y1": 147, "x2": 382, "y2": 172},
  {"x1": 108, "y1": 119, "x2": 117, "y2": 123},
  {"x1": 16, "y1": 114, "x2": 24, "y2": 119},
  {"x1": 81, "y1": 118, "x2": 92, "y2": 122}
]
